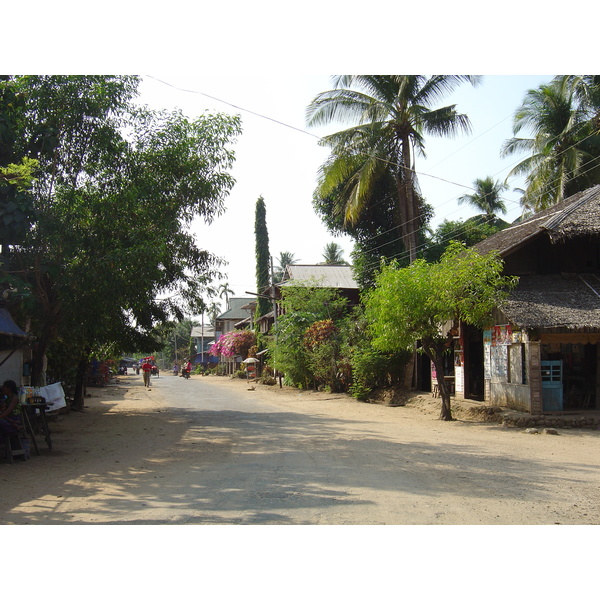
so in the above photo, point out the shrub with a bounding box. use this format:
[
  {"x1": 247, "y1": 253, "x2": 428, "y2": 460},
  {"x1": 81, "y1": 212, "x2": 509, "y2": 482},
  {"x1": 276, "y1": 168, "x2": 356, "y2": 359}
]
[
  {"x1": 259, "y1": 373, "x2": 277, "y2": 386},
  {"x1": 210, "y1": 329, "x2": 255, "y2": 359}
]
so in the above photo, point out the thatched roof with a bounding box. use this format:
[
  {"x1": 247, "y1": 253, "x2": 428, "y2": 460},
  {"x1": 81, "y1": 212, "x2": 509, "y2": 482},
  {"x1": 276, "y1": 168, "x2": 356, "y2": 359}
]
[
  {"x1": 500, "y1": 273, "x2": 600, "y2": 330},
  {"x1": 475, "y1": 184, "x2": 600, "y2": 257}
]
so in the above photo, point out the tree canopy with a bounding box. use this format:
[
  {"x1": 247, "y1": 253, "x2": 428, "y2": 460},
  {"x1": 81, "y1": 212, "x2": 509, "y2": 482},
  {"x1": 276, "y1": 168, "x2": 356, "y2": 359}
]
[
  {"x1": 501, "y1": 75, "x2": 600, "y2": 211},
  {"x1": 254, "y1": 195, "x2": 271, "y2": 318},
  {"x1": 273, "y1": 251, "x2": 298, "y2": 283},
  {"x1": 457, "y1": 176, "x2": 508, "y2": 217},
  {"x1": 363, "y1": 242, "x2": 517, "y2": 420},
  {"x1": 0, "y1": 75, "x2": 241, "y2": 402},
  {"x1": 307, "y1": 75, "x2": 480, "y2": 263},
  {"x1": 320, "y1": 242, "x2": 348, "y2": 265}
]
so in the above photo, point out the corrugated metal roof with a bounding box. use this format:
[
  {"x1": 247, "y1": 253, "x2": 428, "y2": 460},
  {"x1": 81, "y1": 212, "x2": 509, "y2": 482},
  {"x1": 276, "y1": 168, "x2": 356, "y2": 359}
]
[
  {"x1": 281, "y1": 265, "x2": 358, "y2": 289},
  {"x1": 190, "y1": 325, "x2": 216, "y2": 338},
  {"x1": 216, "y1": 297, "x2": 254, "y2": 320}
]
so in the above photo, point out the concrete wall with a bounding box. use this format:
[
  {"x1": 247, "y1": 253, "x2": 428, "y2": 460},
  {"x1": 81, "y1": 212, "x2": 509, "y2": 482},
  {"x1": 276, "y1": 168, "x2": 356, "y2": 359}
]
[
  {"x1": 489, "y1": 382, "x2": 531, "y2": 412},
  {"x1": 0, "y1": 349, "x2": 24, "y2": 386}
]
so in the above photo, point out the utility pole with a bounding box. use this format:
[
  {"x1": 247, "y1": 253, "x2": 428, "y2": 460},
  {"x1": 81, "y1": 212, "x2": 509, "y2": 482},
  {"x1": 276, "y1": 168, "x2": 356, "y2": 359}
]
[{"x1": 271, "y1": 257, "x2": 282, "y2": 388}]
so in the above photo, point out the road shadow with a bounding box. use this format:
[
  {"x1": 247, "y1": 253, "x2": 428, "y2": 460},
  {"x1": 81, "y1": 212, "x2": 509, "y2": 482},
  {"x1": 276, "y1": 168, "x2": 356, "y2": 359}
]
[{"x1": 3, "y1": 391, "x2": 600, "y2": 524}]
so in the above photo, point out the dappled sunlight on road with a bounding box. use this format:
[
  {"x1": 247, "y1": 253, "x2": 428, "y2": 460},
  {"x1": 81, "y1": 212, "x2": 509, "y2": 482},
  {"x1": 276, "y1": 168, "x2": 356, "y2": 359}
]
[{"x1": 3, "y1": 375, "x2": 600, "y2": 524}]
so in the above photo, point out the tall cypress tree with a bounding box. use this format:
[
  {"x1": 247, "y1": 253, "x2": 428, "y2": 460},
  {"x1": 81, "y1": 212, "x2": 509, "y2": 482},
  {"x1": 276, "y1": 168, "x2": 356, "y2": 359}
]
[{"x1": 254, "y1": 195, "x2": 271, "y2": 319}]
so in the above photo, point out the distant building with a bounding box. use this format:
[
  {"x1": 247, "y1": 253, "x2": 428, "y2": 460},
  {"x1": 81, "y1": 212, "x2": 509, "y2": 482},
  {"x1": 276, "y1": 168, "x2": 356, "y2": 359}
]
[
  {"x1": 190, "y1": 323, "x2": 216, "y2": 365},
  {"x1": 278, "y1": 264, "x2": 360, "y2": 305},
  {"x1": 213, "y1": 298, "x2": 256, "y2": 373}
]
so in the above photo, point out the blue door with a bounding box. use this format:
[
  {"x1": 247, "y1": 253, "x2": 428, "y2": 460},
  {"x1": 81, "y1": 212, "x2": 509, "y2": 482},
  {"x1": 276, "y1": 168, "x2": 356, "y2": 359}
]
[{"x1": 541, "y1": 360, "x2": 563, "y2": 411}]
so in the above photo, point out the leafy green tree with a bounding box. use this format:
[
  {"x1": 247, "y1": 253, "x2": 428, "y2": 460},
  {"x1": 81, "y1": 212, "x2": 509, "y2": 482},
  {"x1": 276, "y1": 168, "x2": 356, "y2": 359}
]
[
  {"x1": 457, "y1": 176, "x2": 508, "y2": 217},
  {"x1": 313, "y1": 179, "x2": 432, "y2": 288},
  {"x1": 423, "y1": 215, "x2": 509, "y2": 262},
  {"x1": 254, "y1": 195, "x2": 271, "y2": 319},
  {"x1": 307, "y1": 75, "x2": 480, "y2": 263},
  {"x1": 337, "y1": 304, "x2": 410, "y2": 400},
  {"x1": 0, "y1": 76, "x2": 241, "y2": 406},
  {"x1": 501, "y1": 75, "x2": 600, "y2": 211},
  {"x1": 320, "y1": 242, "x2": 348, "y2": 265},
  {"x1": 364, "y1": 242, "x2": 517, "y2": 420},
  {"x1": 270, "y1": 283, "x2": 348, "y2": 388},
  {"x1": 154, "y1": 318, "x2": 200, "y2": 367}
]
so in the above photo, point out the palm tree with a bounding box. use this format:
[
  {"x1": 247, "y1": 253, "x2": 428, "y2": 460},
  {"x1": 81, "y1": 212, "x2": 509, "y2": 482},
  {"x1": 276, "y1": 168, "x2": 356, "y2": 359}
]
[
  {"x1": 306, "y1": 75, "x2": 480, "y2": 262},
  {"x1": 320, "y1": 242, "x2": 348, "y2": 265},
  {"x1": 207, "y1": 301, "x2": 221, "y2": 325},
  {"x1": 501, "y1": 76, "x2": 600, "y2": 211},
  {"x1": 217, "y1": 282, "x2": 234, "y2": 306},
  {"x1": 273, "y1": 251, "x2": 298, "y2": 283},
  {"x1": 457, "y1": 176, "x2": 508, "y2": 218}
]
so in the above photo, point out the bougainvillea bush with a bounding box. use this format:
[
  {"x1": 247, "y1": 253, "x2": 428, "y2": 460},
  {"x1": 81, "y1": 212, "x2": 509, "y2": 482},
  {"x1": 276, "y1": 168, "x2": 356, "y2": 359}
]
[{"x1": 209, "y1": 329, "x2": 255, "y2": 359}]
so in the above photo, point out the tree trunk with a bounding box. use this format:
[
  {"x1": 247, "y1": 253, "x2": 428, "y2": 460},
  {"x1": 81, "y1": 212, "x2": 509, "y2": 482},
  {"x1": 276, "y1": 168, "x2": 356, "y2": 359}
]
[
  {"x1": 72, "y1": 348, "x2": 91, "y2": 411},
  {"x1": 426, "y1": 347, "x2": 454, "y2": 421},
  {"x1": 398, "y1": 135, "x2": 418, "y2": 264}
]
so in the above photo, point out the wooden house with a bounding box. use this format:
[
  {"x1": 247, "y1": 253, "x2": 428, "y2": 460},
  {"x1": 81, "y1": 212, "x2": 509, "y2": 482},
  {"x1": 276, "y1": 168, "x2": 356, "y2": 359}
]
[{"x1": 455, "y1": 185, "x2": 600, "y2": 414}]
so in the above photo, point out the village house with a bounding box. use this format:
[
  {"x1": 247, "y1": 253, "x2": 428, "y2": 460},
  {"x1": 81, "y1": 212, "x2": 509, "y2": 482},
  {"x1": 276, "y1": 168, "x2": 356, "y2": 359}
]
[
  {"x1": 255, "y1": 264, "x2": 359, "y2": 336},
  {"x1": 449, "y1": 185, "x2": 600, "y2": 415},
  {"x1": 213, "y1": 297, "x2": 256, "y2": 374},
  {"x1": 277, "y1": 264, "x2": 359, "y2": 305},
  {"x1": 189, "y1": 323, "x2": 217, "y2": 367}
]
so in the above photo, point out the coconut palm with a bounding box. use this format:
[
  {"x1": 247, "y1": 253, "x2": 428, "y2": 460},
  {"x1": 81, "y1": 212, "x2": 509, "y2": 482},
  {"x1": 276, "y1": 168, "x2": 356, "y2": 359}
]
[
  {"x1": 207, "y1": 301, "x2": 221, "y2": 325},
  {"x1": 273, "y1": 251, "x2": 298, "y2": 283},
  {"x1": 320, "y1": 242, "x2": 348, "y2": 265},
  {"x1": 306, "y1": 75, "x2": 480, "y2": 262},
  {"x1": 457, "y1": 176, "x2": 508, "y2": 218},
  {"x1": 501, "y1": 76, "x2": 600, "y2": 211},
  {"x1": 217, "y1": 282, "x2": 234, "y2": 306}
]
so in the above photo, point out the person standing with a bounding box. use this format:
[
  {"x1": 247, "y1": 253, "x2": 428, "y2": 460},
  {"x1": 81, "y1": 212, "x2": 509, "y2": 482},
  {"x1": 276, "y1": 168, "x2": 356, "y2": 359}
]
[{"x1": 141, "y1": 360, "x2": 153, "y2": 387}]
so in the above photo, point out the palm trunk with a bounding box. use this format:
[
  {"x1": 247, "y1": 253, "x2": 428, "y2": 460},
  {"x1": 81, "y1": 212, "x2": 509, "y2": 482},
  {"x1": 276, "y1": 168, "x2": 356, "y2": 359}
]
[{"x1": 398, "y1": 135, "x2": 418, "y2": 264}]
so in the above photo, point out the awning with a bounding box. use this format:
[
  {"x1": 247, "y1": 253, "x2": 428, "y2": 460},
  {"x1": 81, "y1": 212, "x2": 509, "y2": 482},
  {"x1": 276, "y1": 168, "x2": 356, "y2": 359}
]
[{"x1": 0, "y1": 308, "x2": 28, "y2": 337}]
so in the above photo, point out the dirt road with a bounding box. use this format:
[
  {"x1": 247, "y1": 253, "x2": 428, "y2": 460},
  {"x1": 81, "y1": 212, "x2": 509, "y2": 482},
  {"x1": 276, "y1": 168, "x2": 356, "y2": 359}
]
[{"x1": 2, "y1": 373, "x2": 600, "y2": 524}]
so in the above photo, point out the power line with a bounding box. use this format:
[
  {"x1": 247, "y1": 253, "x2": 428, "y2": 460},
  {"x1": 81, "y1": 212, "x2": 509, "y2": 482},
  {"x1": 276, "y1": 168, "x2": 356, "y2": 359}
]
[{"x1": 146, "y1": 74, "x2": 599, "y2": 270}]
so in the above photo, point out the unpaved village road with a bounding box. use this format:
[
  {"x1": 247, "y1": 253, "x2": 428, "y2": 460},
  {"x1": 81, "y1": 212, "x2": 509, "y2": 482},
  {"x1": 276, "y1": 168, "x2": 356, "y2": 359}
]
[{"x1": 2, "y1": 372, "x2": 600, "y2": 525}]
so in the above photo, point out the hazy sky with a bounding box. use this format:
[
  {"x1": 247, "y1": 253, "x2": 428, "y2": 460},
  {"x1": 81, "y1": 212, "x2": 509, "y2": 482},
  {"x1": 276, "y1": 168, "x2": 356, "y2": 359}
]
[{"x1": 137, "y1": 73, "x2": 550, "y2": 305}]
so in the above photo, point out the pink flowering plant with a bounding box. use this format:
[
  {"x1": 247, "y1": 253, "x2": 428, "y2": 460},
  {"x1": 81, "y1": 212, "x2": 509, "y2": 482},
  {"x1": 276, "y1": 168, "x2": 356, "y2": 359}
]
[{"x1": 209, "y1": 329, "x2": 255, "y2": 359}]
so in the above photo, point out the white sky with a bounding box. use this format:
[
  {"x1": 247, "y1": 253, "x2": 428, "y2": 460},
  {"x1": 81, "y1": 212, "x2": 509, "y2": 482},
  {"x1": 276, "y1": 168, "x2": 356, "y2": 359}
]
[
  {"x1": 9, "y1": 4, "x2": 594, "y2": 318},
  {"x1": 136, "y1": 73, "x2": 550, "y2": 305}
]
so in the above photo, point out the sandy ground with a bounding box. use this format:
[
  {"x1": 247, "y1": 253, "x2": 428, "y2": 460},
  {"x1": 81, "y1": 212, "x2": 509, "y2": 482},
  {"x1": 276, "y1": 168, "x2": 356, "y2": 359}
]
[{"x1": 2, "y1": 373, "x2": 600, "y2": 525}]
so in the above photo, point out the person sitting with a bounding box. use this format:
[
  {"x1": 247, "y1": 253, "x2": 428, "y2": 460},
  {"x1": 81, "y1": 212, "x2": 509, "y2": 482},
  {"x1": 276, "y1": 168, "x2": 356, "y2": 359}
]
[{"x1": 0, "y1": 380, "x2": 23, "y2": 437}]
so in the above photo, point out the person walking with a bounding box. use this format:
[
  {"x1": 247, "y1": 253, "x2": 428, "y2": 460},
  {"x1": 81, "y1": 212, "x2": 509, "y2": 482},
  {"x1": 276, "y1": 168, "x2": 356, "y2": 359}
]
[{"x1": 141, "y1": 360, "x2": 153, "y2": 388}]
